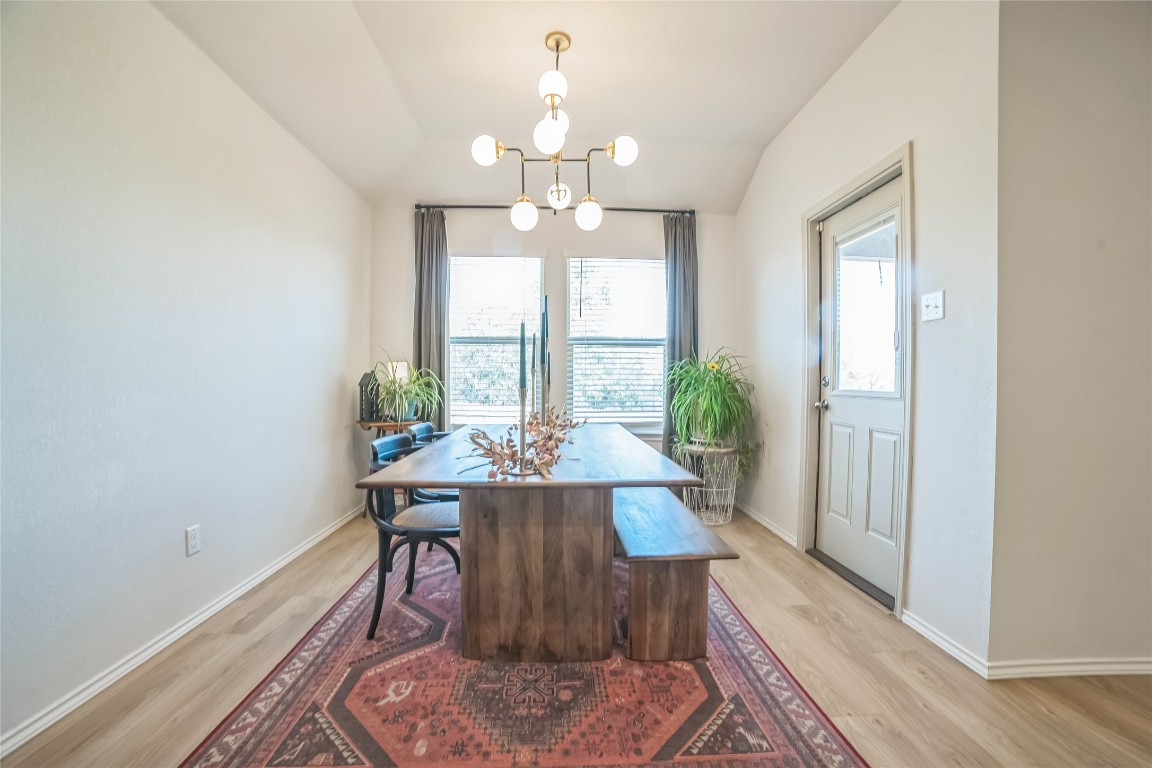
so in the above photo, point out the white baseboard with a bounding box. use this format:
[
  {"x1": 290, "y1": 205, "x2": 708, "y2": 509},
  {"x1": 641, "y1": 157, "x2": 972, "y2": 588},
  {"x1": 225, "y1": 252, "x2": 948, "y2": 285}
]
[
  {"x1": 736, "y1": 503, "x2": 798, "y2": 547},
  {"x1": 901, "y1": 610, "x2": 990, "y2": 678},
  {"x1": 0, "y1": 505, "x2": 364, "y2": 758},
  {"x1": 901, "y1": 611, "x2": 1152, "y2": 680},
  {"x1": 985, "y1": 657, "x2": 1152, "y2": 679}
]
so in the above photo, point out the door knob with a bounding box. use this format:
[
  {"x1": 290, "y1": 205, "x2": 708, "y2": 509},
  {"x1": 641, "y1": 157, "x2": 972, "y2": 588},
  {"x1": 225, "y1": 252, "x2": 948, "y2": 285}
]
[{"x1": 813, "y1": 399, "x2": 829, "y2": 411}]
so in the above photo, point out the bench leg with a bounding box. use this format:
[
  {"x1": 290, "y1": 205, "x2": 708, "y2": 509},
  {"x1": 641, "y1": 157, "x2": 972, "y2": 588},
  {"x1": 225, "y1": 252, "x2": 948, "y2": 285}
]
[{"x1": 627, "y1": 560, "x2": 710, "y2": 661}]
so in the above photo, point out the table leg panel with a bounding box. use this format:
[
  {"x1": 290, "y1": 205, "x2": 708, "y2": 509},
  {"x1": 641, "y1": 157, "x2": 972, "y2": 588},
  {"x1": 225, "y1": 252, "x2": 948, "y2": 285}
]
[
  {"x1": 497, "y1": 489, "x2": 545, "y2": 656},
  {"x1": 460, "y1": 487, "x2": 612, "y2": 661}
]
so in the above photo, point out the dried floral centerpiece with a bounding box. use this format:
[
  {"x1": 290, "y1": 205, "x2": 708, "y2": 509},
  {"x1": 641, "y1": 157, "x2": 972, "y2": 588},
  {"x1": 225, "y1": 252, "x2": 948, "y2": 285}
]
[{"x1": 466, "y1": 406, "x2": 584, "y2": 479}]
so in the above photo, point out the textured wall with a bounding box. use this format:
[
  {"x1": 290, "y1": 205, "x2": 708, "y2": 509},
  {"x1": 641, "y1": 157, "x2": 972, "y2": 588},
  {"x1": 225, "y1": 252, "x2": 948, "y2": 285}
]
[
  {"x1": 1, "y1": 2, "x2": 371, "y2": 738},
  {"x1": 990, "y1": 1, "x2": 1152, "y2": 666},
  {"x1": 733, "y1": 1, "x2": 1001, "y2": 658}
]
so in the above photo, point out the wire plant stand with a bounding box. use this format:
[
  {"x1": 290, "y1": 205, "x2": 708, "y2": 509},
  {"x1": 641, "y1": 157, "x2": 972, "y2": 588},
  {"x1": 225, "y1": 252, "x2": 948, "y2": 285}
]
[{"x1": 678, "y1": 442, "x2": 739, "y2": 526}]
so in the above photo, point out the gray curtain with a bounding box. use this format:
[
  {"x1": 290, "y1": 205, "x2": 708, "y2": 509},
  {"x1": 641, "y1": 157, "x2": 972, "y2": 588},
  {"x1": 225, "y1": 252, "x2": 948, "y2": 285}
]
[
  {"x1": 662, "y1": 212, "x2": 700, "y2": 456},
  {"x1": 413, "y1": 208, "x2": 449, "y2": 429}
]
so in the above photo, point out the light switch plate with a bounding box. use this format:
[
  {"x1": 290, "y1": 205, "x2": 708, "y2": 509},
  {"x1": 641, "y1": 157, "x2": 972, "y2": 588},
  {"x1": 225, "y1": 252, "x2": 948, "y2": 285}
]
[{"x1": 921, "y1": 290, "x2": 944, "y2": 322}]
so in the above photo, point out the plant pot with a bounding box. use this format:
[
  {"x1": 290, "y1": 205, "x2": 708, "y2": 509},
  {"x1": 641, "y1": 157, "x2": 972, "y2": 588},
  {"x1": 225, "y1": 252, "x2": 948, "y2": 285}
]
[
  {"x1": 687, "y1": 434, "x2": 734, "y2": 450},
  {"x1": 384, "y1": 401, "x2": 418, "y2": 422}
]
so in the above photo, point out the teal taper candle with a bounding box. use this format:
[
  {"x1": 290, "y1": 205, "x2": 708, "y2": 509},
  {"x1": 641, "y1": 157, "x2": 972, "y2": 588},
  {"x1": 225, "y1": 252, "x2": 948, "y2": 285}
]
[
  {"x1": 519, "y1": 322, "x2": 527, "y2": 388},
  {"x1": 541, "y1": 296, "x2": 549, "y2": 365}
]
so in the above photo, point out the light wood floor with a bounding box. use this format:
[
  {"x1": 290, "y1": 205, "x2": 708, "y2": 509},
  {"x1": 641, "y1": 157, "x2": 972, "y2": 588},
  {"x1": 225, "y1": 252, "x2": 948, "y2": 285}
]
[{"x1": 6, "y1": 512, "x2": 1150, "y2": 767}]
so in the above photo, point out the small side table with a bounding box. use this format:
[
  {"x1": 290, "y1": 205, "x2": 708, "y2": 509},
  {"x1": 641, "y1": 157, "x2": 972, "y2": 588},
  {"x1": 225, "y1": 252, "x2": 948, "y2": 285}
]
[
  {"x1": 358, "y1": 420, "x2": 421, "y2": 439},
  {"x1": 678, "y1": 443, "x2": 739, "y2": 526}
]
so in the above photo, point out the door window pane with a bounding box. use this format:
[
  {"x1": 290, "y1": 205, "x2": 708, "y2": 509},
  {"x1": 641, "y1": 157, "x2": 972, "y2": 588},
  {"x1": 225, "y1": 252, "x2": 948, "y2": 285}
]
[{"x1": 835, "y1": 217, "x2": 897, "y2": 394}]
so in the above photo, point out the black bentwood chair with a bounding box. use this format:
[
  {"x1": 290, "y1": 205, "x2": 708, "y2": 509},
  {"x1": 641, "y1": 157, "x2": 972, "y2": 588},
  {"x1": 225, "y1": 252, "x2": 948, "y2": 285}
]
[
  {"x1": 400, "y1": 424, "x2": 460, "y2": 504},
  {"x1": 364, "y1": 435, "x2": 460, "y2": 640}
]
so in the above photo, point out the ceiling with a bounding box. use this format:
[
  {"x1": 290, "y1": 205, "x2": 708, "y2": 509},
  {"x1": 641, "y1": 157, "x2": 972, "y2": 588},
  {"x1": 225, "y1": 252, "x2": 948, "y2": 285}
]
[{"x1": 155, "y1": 1, "x2": 896, "y2": 214}]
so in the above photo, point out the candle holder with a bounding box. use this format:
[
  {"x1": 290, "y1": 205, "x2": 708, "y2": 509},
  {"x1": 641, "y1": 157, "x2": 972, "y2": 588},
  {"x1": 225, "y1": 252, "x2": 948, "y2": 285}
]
[
  {"x1": 507, "y1": 386, "x2": 537, "y2": 476},
  {"x1": 540, "y1": 359, "x2": 549, "y2": 416}
]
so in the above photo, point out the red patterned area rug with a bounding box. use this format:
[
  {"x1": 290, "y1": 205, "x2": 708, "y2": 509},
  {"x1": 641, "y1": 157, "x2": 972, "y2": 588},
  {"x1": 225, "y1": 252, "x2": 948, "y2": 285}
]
[{"x1": 182, "y1": 546, "x2": 867, "y2": 768}]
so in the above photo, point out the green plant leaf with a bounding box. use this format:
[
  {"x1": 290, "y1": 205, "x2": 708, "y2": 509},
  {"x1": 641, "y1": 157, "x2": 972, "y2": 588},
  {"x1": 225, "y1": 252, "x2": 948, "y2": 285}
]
[
  {"x1": 372, "y1": 356, "x2": 444, "y2": 420},
  {"x1": 666, "y1": 348, "x2": 758, "y2": 478}
]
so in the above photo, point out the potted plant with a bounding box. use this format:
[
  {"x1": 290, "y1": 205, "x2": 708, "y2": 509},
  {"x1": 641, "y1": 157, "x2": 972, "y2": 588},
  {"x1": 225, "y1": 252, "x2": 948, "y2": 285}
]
[
  {"x1": 666, "y1": 349, "x2": 757, "y2": 525},
  {"x1": 370, "y1": 358, "x2": 444, "y2": 422}
]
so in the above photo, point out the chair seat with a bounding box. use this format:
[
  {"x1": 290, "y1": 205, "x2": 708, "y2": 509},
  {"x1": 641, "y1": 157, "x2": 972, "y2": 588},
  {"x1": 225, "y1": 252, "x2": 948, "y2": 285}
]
[{"x1": 393, "y1": 501, "x2": 460, "y2": 530}]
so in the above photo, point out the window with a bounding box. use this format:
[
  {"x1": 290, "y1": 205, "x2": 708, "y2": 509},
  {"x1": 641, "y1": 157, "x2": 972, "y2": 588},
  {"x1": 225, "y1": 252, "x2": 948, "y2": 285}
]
[
  {"x1": 567, "y1": 258, "x2": 667, "y2": 425},
  {"x1": 448, "y1": 256, "x2": 541, "y2": 424}
]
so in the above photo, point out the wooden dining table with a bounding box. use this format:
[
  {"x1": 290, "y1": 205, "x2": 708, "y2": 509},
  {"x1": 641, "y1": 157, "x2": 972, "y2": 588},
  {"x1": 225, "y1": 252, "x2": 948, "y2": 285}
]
[{"x1": 356, "y1": 423, "x2": 702, "y2": 662}]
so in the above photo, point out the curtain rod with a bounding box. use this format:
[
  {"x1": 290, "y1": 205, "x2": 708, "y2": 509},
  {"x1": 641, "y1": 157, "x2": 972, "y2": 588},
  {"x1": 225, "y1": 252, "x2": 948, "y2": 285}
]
[{"x1": 414, "y1": 203, "x2": 695, "y2": 215}]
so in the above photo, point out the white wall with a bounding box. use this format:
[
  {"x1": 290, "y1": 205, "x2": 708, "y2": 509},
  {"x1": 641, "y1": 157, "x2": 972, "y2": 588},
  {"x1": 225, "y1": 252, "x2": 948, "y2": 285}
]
[
  {"x1": 369, "y1": 201, "x2": 740, "y2": 439},
  {"x1": 989, "y1": 1, "x2": 1152, "y2": 667},
  {"x1": 733, "y1": 1, "x2": 1001, "y2": 658},
  {"x1": 695, "y1": 214, "x2": 741, "y2": 359},
  {"x1": 370, "y1": 195, "x2": 417, "y2": 362},
  {"x1": 0, "y1": 2, "x2": 371, "y2": 741}
]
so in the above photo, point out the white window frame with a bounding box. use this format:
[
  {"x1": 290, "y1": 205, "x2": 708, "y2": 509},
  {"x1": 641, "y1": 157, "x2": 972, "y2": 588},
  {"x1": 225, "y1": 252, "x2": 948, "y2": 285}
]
[
  {"x1": 564, "y1": 256, "x2": 667, "y2": 431},
  {"x1": 446, "y1": 255, "x2": 543, "y2": 427}
]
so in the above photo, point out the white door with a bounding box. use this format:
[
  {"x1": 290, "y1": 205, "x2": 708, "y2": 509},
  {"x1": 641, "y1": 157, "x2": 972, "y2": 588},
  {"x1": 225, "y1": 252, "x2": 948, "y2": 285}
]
[{"x1": 814, "y1": 178, "x2": 904, "y2": 601}]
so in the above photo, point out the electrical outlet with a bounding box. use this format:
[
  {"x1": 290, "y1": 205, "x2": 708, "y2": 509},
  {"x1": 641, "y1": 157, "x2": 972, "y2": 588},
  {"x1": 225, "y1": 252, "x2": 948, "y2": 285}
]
[{"x1": 185, "y1": 525, "x2": 201, "y2": 556}]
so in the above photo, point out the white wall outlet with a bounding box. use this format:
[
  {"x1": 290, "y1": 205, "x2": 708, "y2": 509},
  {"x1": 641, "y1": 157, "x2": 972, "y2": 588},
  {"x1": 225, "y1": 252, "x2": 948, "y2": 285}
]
[
  {"x1": 921, "y1": 290, "x2": 944, "y2": 322},
  {"x1": 185, "y1": 525, "x2": 201, "y2": 556}
]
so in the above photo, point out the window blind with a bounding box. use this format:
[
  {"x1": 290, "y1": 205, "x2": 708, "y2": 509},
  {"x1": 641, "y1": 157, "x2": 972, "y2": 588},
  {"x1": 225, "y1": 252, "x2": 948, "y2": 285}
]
[
  {"x1": 448, "y1": 256, "x2": 541, "y2": 425},
  {"x1": 566, "y1": 258, "x2": 667, "y2": 424}
]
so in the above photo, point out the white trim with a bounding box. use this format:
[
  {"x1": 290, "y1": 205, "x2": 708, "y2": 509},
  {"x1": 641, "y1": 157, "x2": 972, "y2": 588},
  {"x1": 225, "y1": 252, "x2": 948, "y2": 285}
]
[
  {"x1": 736, "y1": 503, "x2": 798, "y2": 547},
  {"x1": 901, "y1": 610, "x2": 990, "y2": 678},
  {"x1": 0, "y1": 505, "x2": 364, "y2": 758},
  {"x1": 798, "y1": 143, "x2": 915, "y2": 618},
  {"x1": 985, "y1": 658, "x2": 1152, "y2": 680}
]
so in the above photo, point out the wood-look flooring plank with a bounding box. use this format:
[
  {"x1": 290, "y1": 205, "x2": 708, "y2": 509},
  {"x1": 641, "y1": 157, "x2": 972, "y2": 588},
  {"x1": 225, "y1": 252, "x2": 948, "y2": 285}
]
[{"x1": 6, "y1": 511, "x2": 1150, "y2": 768}]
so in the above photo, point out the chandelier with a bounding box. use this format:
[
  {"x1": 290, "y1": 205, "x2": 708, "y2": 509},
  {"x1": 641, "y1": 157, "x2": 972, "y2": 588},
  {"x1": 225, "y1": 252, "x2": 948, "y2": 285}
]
[{"x1": 470, "y1": 31, "x2": 638, "y2": 232}]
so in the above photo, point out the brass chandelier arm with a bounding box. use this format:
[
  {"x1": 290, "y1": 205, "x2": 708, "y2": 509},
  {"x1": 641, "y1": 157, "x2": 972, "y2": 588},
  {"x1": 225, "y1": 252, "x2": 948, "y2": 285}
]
[
  {"x1": 521, "y1": 148, "x2": 605, "y2": 198},
  {"x1": 585, "y1": 147, "x2": 605, "y2": 196},
  {"x1": 504, "y1": 147, "x2": 527, "y2": 195}
]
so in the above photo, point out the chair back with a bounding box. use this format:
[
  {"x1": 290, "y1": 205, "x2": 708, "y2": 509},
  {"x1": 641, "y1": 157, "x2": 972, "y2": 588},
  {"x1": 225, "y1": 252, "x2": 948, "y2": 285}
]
[
  {"x1": 368, "y1": 429, "x2": 458, "y2": 508},
  {"x1": 371, "y1": 433, "x2": 413, "y2": 466},
  {"x1": 367, "y1": 433, "x2": 425, "y2": 527},
  {"x1": 405, "y1": 422, "x2": 436, "y2": 443}
]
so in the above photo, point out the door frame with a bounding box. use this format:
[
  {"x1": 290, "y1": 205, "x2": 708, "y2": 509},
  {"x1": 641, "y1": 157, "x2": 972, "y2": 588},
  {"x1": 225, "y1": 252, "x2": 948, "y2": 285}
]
[{"x1": 798, "y1": 143, "x2": 915, "y2": 617}]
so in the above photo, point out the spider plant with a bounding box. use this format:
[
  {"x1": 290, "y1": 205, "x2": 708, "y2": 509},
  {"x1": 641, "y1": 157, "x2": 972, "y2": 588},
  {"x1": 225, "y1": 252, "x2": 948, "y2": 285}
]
[
  {"x1": 667, "y1": 349, "x2": 757, "y2": 476},
  {"x1": 370, "y1": 358, "x2": 444, "y2": 421}
]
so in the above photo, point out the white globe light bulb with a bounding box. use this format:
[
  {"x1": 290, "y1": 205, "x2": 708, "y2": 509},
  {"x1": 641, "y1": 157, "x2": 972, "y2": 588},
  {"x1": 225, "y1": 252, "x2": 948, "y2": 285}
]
[
  {"x1": 538, "y1": 69, "x2": 568, "y2": 103},
  {"x1": 546, "y1": 182, "x2": 572, "y2": 210},
  {"x1": 574, "y1": 195, "x2": 603, "y2": 231},
  {"x1": 510, "y1": 196, "x2": 539, "y2": 232},
  {"x1": 533, "y1": 118, "x2": 565, "y2": 155},
  {"x1": 610, "y1": 135, "x2": 639, "y2": 167},
  {"x1": 471, "y1": 135, "x2": 501, "y2": 166},
  {"x1": 543, "y1": 108, "x2": 570, "y2": 135}
]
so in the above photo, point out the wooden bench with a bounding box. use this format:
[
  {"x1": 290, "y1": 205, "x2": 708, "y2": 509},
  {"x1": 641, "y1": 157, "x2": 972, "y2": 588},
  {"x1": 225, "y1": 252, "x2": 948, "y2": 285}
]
[{"x1": 613, "y1": 487, "x2": 739, "y2": 661}]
